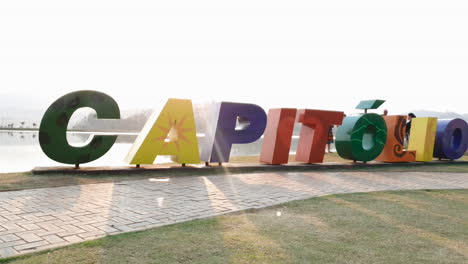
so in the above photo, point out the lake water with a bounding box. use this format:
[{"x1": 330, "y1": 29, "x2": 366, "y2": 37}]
[
  {"x1": 0, "y1": 131, "x2": 335, "y2": 173},
  {"x1": 0, "y1": 131, "x2": 136, "y2": 173}
]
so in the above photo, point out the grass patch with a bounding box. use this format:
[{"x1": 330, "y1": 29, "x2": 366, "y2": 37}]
[
  {"x1": 1, "y1": 153, "x2": 468, "y2": 192},
  {"x1": 1, "y1": 189, "x2": 467, "y2": 263}
]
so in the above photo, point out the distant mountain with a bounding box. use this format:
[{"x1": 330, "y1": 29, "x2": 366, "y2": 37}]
[{"x1": 409, "y1": 110, "x2": 468, "y2": 121}]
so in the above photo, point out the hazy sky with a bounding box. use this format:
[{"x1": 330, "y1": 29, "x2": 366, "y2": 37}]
[{"x1": 1, "y1": 0, "x2": 468, "y2": 116}]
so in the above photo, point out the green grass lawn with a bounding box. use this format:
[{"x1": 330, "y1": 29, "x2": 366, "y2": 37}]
[
  {"x1": 1, "y1": 153, "x2": 468, "y2": 192},
  {"x1": 1, "y1": 189, "x2": 467, "y2": 264}
]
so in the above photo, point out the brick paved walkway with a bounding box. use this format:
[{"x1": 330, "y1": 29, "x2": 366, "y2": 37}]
[{"x1": 1, "y1": 171, "x2": 467, "y2": 258}]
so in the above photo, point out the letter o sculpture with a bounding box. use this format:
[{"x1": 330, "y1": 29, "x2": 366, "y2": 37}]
[
  {"x1": 433, "y1": 118, "x2": 468, "y2": 160},
  {"x1": 335, "y1": 113, "x2": 387, "y2": 162}
]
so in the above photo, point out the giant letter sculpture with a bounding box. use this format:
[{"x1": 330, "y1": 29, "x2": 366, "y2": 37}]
[
  {"x1": 376, "y1": 115, "x2": 416, "y2": 162},
  {"x1": 335, "y1": 113, "x2": 387, "y2": 162},
  {"x1": 433, "y1": 118, "x2": 468, "y2": 160},
  {"x1": 125, "y1": 99, "x2": 200, "y2": 165},
  {"x1": 259, "y1": 108, "x2": 297, "y2": 164},
  {"x1": 200, "y1": 102, "x2": 267, "y2": 163},
  {"x1": 408, "y1": 117, "x2": 437, "y2": 162},
  {"x1": 39, "y1": 90, "x2": 120, "y2": 165},
  {"x1": 295, "y1": 109, "x2": 344, "y2": 163}
]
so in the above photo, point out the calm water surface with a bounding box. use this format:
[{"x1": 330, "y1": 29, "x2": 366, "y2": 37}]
[
  {"x1": 0, "y1": 131, "x2": 140, "y2": 172},
  {"x1": 1, "y1": 131, "x2": 318, "y2": 173},
  {"x1": 6, "y1": 129, "x2": 463, "y2": 173}
]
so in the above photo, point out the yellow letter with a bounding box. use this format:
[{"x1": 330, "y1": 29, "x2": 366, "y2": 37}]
[
  {"x1": 408, "y1": 117, "x2": 437, "y2": 162},
  {"x1": 125, "y1": 99, "x2": 200, "y2": 165}
]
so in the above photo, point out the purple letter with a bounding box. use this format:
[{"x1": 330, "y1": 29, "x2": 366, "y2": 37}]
[
  {"x1": 201, "y1": 102, "x2": 267, "y2": 163},
  {"x1": 434, "y1": 118, "x2": 468, "y2": 160}
]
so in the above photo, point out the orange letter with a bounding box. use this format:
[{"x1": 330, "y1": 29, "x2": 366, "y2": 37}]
[{"x1": 376, "y1": 115, "x2": 415, "y2": 162}]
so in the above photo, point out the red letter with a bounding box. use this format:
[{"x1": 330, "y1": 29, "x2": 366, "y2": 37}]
[
  {"x1": 295, "y1": 109, "x2": 344, "y2": 163},
  {"x1": 260, "y1": 108, "x2": 297, "y2": 164}
]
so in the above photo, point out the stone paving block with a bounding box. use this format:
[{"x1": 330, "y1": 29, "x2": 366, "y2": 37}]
[
  {"x1": 18, "y1": 223, "x2": 41, "y2": 231},
  {"x1": 95, "y1": 225, "x2": 119, "y2": 233},
  {"x1": 34, "y1": 229, "x2": 64, "y2": 237},
  {"x1": 112, "y1": 225, "x2": 134, "y2": 232},
  {"x1": 39, "y1": 215, "x2": 56, "y2": 221},
  {"x1": 0, "y1": 247, "x2": 18, "y2": 258},
  {"x1": 0, "y1": 222, "x2": 23, "y2": 231},
  {"x1": 36, "y1": 221, "x2": 63, "y2": 231},
  {"x1": 63, "y1": 235, "x2": 84, "y2": 243},
  {"x1": 77, "y1": 230, "x2": 107, "y2": 239},
  {"x1": 56, "y1": 230, "x2": 87, "y2": 238},
  {"x1": 55, "y1": 215, "x2": 74, "y2": 222},
  {"x1": 41, "y1": 235, "x2": 64, "y2": 244},
  {"x1": 77, "y1": 224, "x2": 99, "y2": 232},
  {"x1": 0, "y1": 234, "x2": 21, "y2": 242},
  {"x1": 3, "y1": 215, "x2": 22, "y2": 221},
  {"x1": 14, "y1": 240, "x2": 50, "y2": 251},
  {"x1": 127, "y1": 222, "x2": 152, "y2": 229},
  {"x1": 0, "y1": 239, "x2": 26, "y2": 250},
  {"x1": 16, "y1": 233, "x2": 43, "y2": 243}
]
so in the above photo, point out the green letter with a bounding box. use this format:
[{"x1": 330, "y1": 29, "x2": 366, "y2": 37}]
[
  {"x1": 335, "y1": 113, "x2": 387, "y2": 162},
  {"x1": 39, "y1": 90, "x2": 120, "y2": 165}
]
